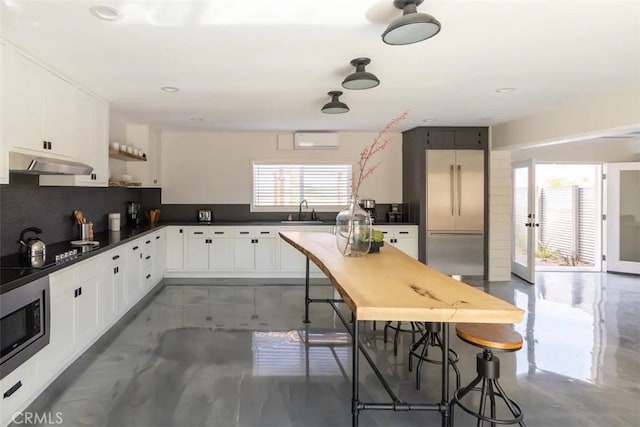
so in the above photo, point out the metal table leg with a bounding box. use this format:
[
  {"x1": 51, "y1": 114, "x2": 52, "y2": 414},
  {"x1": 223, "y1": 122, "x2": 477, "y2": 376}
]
[
  {"x1": 352, "y1": 315, "x2": 360, "y2": 427},
  {"x1": 304, "y1": 257, "x2": 310, "y2": 323},
  {"x1": 442, "y1": 322, "x2": 450, "y2": 427}
]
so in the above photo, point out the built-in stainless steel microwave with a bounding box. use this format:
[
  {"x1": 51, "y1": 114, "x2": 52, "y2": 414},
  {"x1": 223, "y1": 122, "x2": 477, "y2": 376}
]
[{"x1": 0, "y1": 275, "x2": 50, "y2": 379}]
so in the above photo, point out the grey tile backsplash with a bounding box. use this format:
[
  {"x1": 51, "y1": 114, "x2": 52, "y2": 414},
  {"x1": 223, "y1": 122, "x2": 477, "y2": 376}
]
[{"x1": 0, "y1": 174, "x2": 161, "y2": 257}]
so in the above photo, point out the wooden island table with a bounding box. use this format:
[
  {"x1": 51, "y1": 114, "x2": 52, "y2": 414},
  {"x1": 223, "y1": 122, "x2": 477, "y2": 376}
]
[{"x1": 279, "y1": 231, "x2": 524, "y2": 427}]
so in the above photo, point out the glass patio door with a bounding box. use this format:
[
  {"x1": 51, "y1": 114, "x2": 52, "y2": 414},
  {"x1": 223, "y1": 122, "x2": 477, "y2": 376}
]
[
  {"x1": 512, "y1": 159, "x2": 536, "y2": 283},
  {"x1": 606, "y1": 162, "x2": 640, "y2": 274}
]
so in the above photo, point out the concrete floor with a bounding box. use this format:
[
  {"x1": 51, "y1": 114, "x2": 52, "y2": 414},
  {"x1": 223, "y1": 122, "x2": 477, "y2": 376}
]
[{"x1": 24, "y1": 272, "x2": 640, "y2": 426}]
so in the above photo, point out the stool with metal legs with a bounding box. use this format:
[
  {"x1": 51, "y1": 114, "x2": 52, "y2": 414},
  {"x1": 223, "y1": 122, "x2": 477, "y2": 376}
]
[
  {"x1": 383, "y1": 321, "x2": 420, "y2": 356},
  {"x1": 451, "y1": 323, "x2": 526, "y2": 426},
  {"x1": 408, "y1": 322, "x2": 461, "y2": 391}
]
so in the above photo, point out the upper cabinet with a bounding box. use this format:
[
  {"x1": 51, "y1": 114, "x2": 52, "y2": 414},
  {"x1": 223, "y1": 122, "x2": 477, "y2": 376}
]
[
  {"x1": 40, "y1": 89, "x2": 109, "y2": 187},
  {"x1": 2, "y1": 40, "x2": 111, "y2": 186},
  {"x1": 425, "y1": 128, "x2": 488, "y2": 150}
]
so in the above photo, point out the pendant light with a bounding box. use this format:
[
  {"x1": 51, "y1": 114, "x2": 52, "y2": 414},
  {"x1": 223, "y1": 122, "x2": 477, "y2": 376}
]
[
  {"x1": 342, "y1": 58, "x2": 380, "y2": 90},
  {"x1": 321, "y1": 91, "x2": 350, "y2": 114},
  {"x1": 382, "y1": 0, "x2": 441, "y2": 46}
]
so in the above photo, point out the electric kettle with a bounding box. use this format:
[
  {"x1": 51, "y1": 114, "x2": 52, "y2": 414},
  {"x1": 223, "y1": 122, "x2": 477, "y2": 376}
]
[{"x1": 18, "y1": 227, "x2": 47, "y2": 267}]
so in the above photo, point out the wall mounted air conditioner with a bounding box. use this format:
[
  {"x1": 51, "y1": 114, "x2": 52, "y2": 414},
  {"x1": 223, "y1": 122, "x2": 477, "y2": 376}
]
[{"x1": 294, "y1": 132, "x2": 339, "y2": 150}]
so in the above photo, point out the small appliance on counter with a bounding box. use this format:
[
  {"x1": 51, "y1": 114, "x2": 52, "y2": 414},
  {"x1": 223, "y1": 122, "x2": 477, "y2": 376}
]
[
  {"x1": 108, "y1": 212, "x2": 121, "y2": 231},
  {"x1": 198, "y1": 209, "x2": 213, "y2": 223},
  {"x1": 127, "y1": 201, "x2": 141, "y2": 226},
  {"x1": 360, "y1": 199, "x2": 376, "y2": 222},
  {"x1": 386, "y1": 203, "x2": 404, "y2": 223},
  {"x1": 17, "y1": 227, "x2": 46, "y2": 268}
]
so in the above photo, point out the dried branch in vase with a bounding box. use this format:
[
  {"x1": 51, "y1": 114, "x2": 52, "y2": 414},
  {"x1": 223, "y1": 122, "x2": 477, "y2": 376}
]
[{"x1": 351, "y1": 111, "x2": 409, "y2": 197}]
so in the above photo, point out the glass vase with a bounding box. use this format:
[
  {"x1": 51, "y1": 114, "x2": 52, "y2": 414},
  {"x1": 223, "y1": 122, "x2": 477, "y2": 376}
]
[{"x1": 335, "y1": 196, "x2": 372, "y2": 257}]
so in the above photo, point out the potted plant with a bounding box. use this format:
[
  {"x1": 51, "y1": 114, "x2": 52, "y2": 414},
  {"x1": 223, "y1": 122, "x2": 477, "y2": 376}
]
[{"x1": 363, "y1": 229, "x2": 385, "y2": 253}]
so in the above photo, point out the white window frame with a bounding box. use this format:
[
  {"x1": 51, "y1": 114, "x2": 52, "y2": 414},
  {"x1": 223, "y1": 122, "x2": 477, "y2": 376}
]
[{"x1": 251, "y1": 161, "x2": 353, "y2": 212}]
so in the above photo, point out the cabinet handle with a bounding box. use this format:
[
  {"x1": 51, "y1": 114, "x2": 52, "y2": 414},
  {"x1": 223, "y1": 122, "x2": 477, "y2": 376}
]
[
  {"x1": 146, "y1": 274, "x2": 151, "y2": 279},
  {"x1": 79, "y1": 287, "x2": 82, "y2": 296},
  {"x1": 43, "y1": 141, "x2": 47, "y2": 149},
  {"x1": 140, "y1": 253, "x2": 142, "y2": 259},
  {"x1": 214, "y1": 232, "x2": 224, "y2": 235},
  {"x1": 154, "y1": 179, "x2": 158, "y2": 184},
  {"x1": 48, "y1": 141, "x2": 52, "y2": 150},
  {"x1": 112, "y1": 255, "x2": 120, "y2": 260},
  {"x1": 260, "y1": 231, "x2": 270, "y2": 235},
  {"x1": 240, "y1": 231, "x2": 249, "y2": 235},
  {"x1": 113, "y1": 267, "x2": 117, "y2": 274},
  {"x1": 450, "y1": 165, "x2": 455, "y2": 216},
  {"x1": 133, "y1": 246, "x2": 139, "y2": 250},
  {"x1": 179, "y1": 229, "x2": 183, "y2": 233},
  {"x1": 156, "y1": 236, "x2": 160, "y2": 240},
  {"x1": 457, "y1": 165, "x2": 462, "y2": 215},
  {"x1": 3, "y1": 381, "x2": 22, "y2": 398},
  {"x1": 146, "y1": 255, "x2": 151, "y2": 260},
  {"x1": 194, "y1": 232, "x2": 204, "y2": 235},
  {"x1": 146, "y1": 240, "x2": 151, "y2": 244},
  {"x1": 398, "y1": 231, "x2": 409, "y2": 235}
]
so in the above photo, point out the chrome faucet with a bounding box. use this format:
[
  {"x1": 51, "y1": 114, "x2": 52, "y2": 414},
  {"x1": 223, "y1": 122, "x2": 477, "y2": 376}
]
[{"x1": 298, "y1": 199, "x2": 308, "y2": 221}]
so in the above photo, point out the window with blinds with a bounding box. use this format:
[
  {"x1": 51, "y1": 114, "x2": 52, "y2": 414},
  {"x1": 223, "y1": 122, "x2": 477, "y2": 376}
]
[{"x1": 253, "y1": 163, "x2": 352, "y2": 210}]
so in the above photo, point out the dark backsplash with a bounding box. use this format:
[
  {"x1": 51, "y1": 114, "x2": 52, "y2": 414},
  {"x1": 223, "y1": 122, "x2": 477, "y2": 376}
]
[
  {"x1": 0, "y1": 174, "x2": 161, "y2": 257},
  {"x1": 159, "y1": 203, "x2": 403, "y2": 224},
  {"x1": 0, "y1": 174, "x2": 406, "y2": 257}
]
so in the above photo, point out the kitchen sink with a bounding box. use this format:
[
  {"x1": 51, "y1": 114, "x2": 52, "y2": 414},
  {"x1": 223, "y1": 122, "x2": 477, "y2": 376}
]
[{"x1": 280, "y1": 220, "x2": 325, "y2": 224}]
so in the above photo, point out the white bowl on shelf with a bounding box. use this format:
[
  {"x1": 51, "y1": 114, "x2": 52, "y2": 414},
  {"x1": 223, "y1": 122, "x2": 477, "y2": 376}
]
[
  {"x1": 122, "y1": 174, "x2": 132, "y2": 182},
  {"x1": 126, "y1": 146, "x2": 134, "y2": 154},
  {"x1": 110, "y1": 142, "x2": 120, "y2": 151},
  {"x1": 120, "y1": 144, "x2": 128, "y2": 152}
]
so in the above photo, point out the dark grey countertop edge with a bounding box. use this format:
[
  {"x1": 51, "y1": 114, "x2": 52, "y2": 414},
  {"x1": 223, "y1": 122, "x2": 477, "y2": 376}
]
[{"x1": 1, "y1": 221, "x2": 417, "y2": 292}]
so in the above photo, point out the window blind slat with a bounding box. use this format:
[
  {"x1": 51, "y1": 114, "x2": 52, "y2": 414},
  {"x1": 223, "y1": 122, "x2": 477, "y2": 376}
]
[{"x1": 253, "y1": 163, "x2": 352, "y2": 209}]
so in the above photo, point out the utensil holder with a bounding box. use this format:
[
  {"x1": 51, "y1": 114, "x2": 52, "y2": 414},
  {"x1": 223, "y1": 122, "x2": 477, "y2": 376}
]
[{"x1": 79, "y1": 223, "x2": 90, "y2": 241}]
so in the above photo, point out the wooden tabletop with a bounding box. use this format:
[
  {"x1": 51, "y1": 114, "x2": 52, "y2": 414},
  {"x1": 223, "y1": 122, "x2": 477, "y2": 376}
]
[{"x1": 279, "y1": 231, "x2": 524, "y2": 324}]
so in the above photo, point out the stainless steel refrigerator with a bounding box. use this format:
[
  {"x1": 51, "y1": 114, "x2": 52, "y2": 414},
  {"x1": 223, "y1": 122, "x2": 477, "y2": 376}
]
[{"x1": 426, "y1": 150, "x2": 484, "y2": 276}]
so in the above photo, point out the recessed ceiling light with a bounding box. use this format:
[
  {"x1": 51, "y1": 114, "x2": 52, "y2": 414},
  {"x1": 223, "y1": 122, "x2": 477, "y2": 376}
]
[
  {"x1": 423, "y1": 118, "x2": 437, "y2": 122},
  {"x1": 495, "y1": 87, "x2": 516, "y2": 93},
  {"x1": 161, "y1": 86, "x2": 180, "y2": 93},
  {"x1": 89, "y1": 5, "x2": 122, "y2": 21},
  {"x1": 189, "y1": 117, "x2": 204, "y2": 122}
]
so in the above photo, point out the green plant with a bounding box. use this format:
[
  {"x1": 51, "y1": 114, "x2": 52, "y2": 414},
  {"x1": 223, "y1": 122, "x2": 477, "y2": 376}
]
[
  {"x1": 535, "y1": 240, "x2": 559, "y2": 260},
  {"x1": 560, "y1": 253, "x2": 580, "y2": 266},
  {"x1": 358, "y1": 229, "x2": 384, "y2": 243}
]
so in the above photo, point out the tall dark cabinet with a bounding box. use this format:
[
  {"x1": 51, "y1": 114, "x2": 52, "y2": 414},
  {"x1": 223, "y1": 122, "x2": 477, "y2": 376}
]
[{"x1": 402, "y1": 127, "x2": 489, "y2": 277}]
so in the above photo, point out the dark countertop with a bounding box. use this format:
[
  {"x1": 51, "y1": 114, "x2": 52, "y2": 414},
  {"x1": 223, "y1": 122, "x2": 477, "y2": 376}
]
[{"x1": 0, "y1": 221, "x2": 417, "y2": 292}]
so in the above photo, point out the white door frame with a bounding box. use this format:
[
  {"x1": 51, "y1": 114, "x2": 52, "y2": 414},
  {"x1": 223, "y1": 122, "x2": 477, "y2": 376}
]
[
  {"x1": 512, "y1": 159, "x2": 536, "y2": 283},
  {"x1": 606, "y1": 162, "x2": 640, "y2": 274}
]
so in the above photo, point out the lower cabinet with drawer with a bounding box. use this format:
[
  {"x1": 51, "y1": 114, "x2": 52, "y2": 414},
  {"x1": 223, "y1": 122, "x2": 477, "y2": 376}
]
[
  {"x1": 376, "y1": 226, "x2": 419, "y2": 259},
  {"x1": 184, "y1": 227, "x2": 233, "y2": 271},
  {"x1": 0, "y1": 356, "x2": 39, "y2": 427}
]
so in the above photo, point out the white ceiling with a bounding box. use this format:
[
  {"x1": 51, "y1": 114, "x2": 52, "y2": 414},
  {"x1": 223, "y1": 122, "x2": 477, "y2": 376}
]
[{"x1": 2, "y1": 0, "x2": 639, "y2": 131}]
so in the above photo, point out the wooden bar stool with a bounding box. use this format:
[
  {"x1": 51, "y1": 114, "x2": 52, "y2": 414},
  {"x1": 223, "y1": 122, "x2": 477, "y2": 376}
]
[
  {"x1": 408, "y1": 322, "x2": 461, "y2": 391},
  {"x1": 451, "y1": 323, "x2": 526, "y2": 426}
]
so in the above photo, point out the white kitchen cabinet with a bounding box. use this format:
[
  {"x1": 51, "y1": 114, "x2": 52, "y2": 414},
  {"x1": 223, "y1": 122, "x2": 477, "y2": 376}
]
[
  {"x1": 125, "y1": 242, "x2": 144, "y2": 306},
  {"x1": 166, "y1": 227, "x2": 185, "y2": 270},
  {"x1": 101, "y1": 248, "x2": 126, "y2": 326},
  {"x1": 6, "y1": 50, "x2": 77, "y2": 159},
  {"x1": 233, "y1": 227, "x2": 277, "y2": 271},
  {"x1": 75, "y1": 274, "x2": 101, "y2": 347},
  {"x1": 40, "y1": 89, "x2": 109, "y2": 187},
  {"x1": 184, "y1": 227, "x2": 234, "y2": 271},
  {"x1": 0, "y1": 41, "x2": 9, "y2": 184},
  {"x1": 376, "y1": 226, "x2": 419, "y2": 259},
  {"x1": 0, "y1": 354, "x2": 40, "y2": 427},
  {"x1": 278, "y1": 226, "x2": 307, "y2": 271},
  {"x1": 153, "y1": 229, "x2": 166, "y2": 283}
]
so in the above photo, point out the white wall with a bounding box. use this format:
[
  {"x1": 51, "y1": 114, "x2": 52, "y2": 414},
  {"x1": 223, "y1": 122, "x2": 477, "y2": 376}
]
[
  {"x1": 488, "y1": 150, "x2": 512, "y2": 281},
  {"x1": 160, "y1": 131, "x2": 402, "y2": 205},
  {"x1": 492, "y1": 87, "x2": 640, "y2": 150},
  {"x1": 108, "y1": 113, "x2": 129, "y2": 179}
]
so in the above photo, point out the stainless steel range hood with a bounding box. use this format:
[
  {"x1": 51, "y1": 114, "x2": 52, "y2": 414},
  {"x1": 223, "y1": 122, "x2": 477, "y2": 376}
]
[{"x1": 9, "y1": 152, "x2": 94, "y2": 175}]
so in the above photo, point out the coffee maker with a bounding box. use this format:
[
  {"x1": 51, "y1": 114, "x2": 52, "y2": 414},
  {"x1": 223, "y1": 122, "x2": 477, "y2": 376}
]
[
  {"x1": 126, "y1": 201, "x2": 141, "y2": 226},
  {"x1": 360, "y1": 199, "x2": 376, "y2": 222}
]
